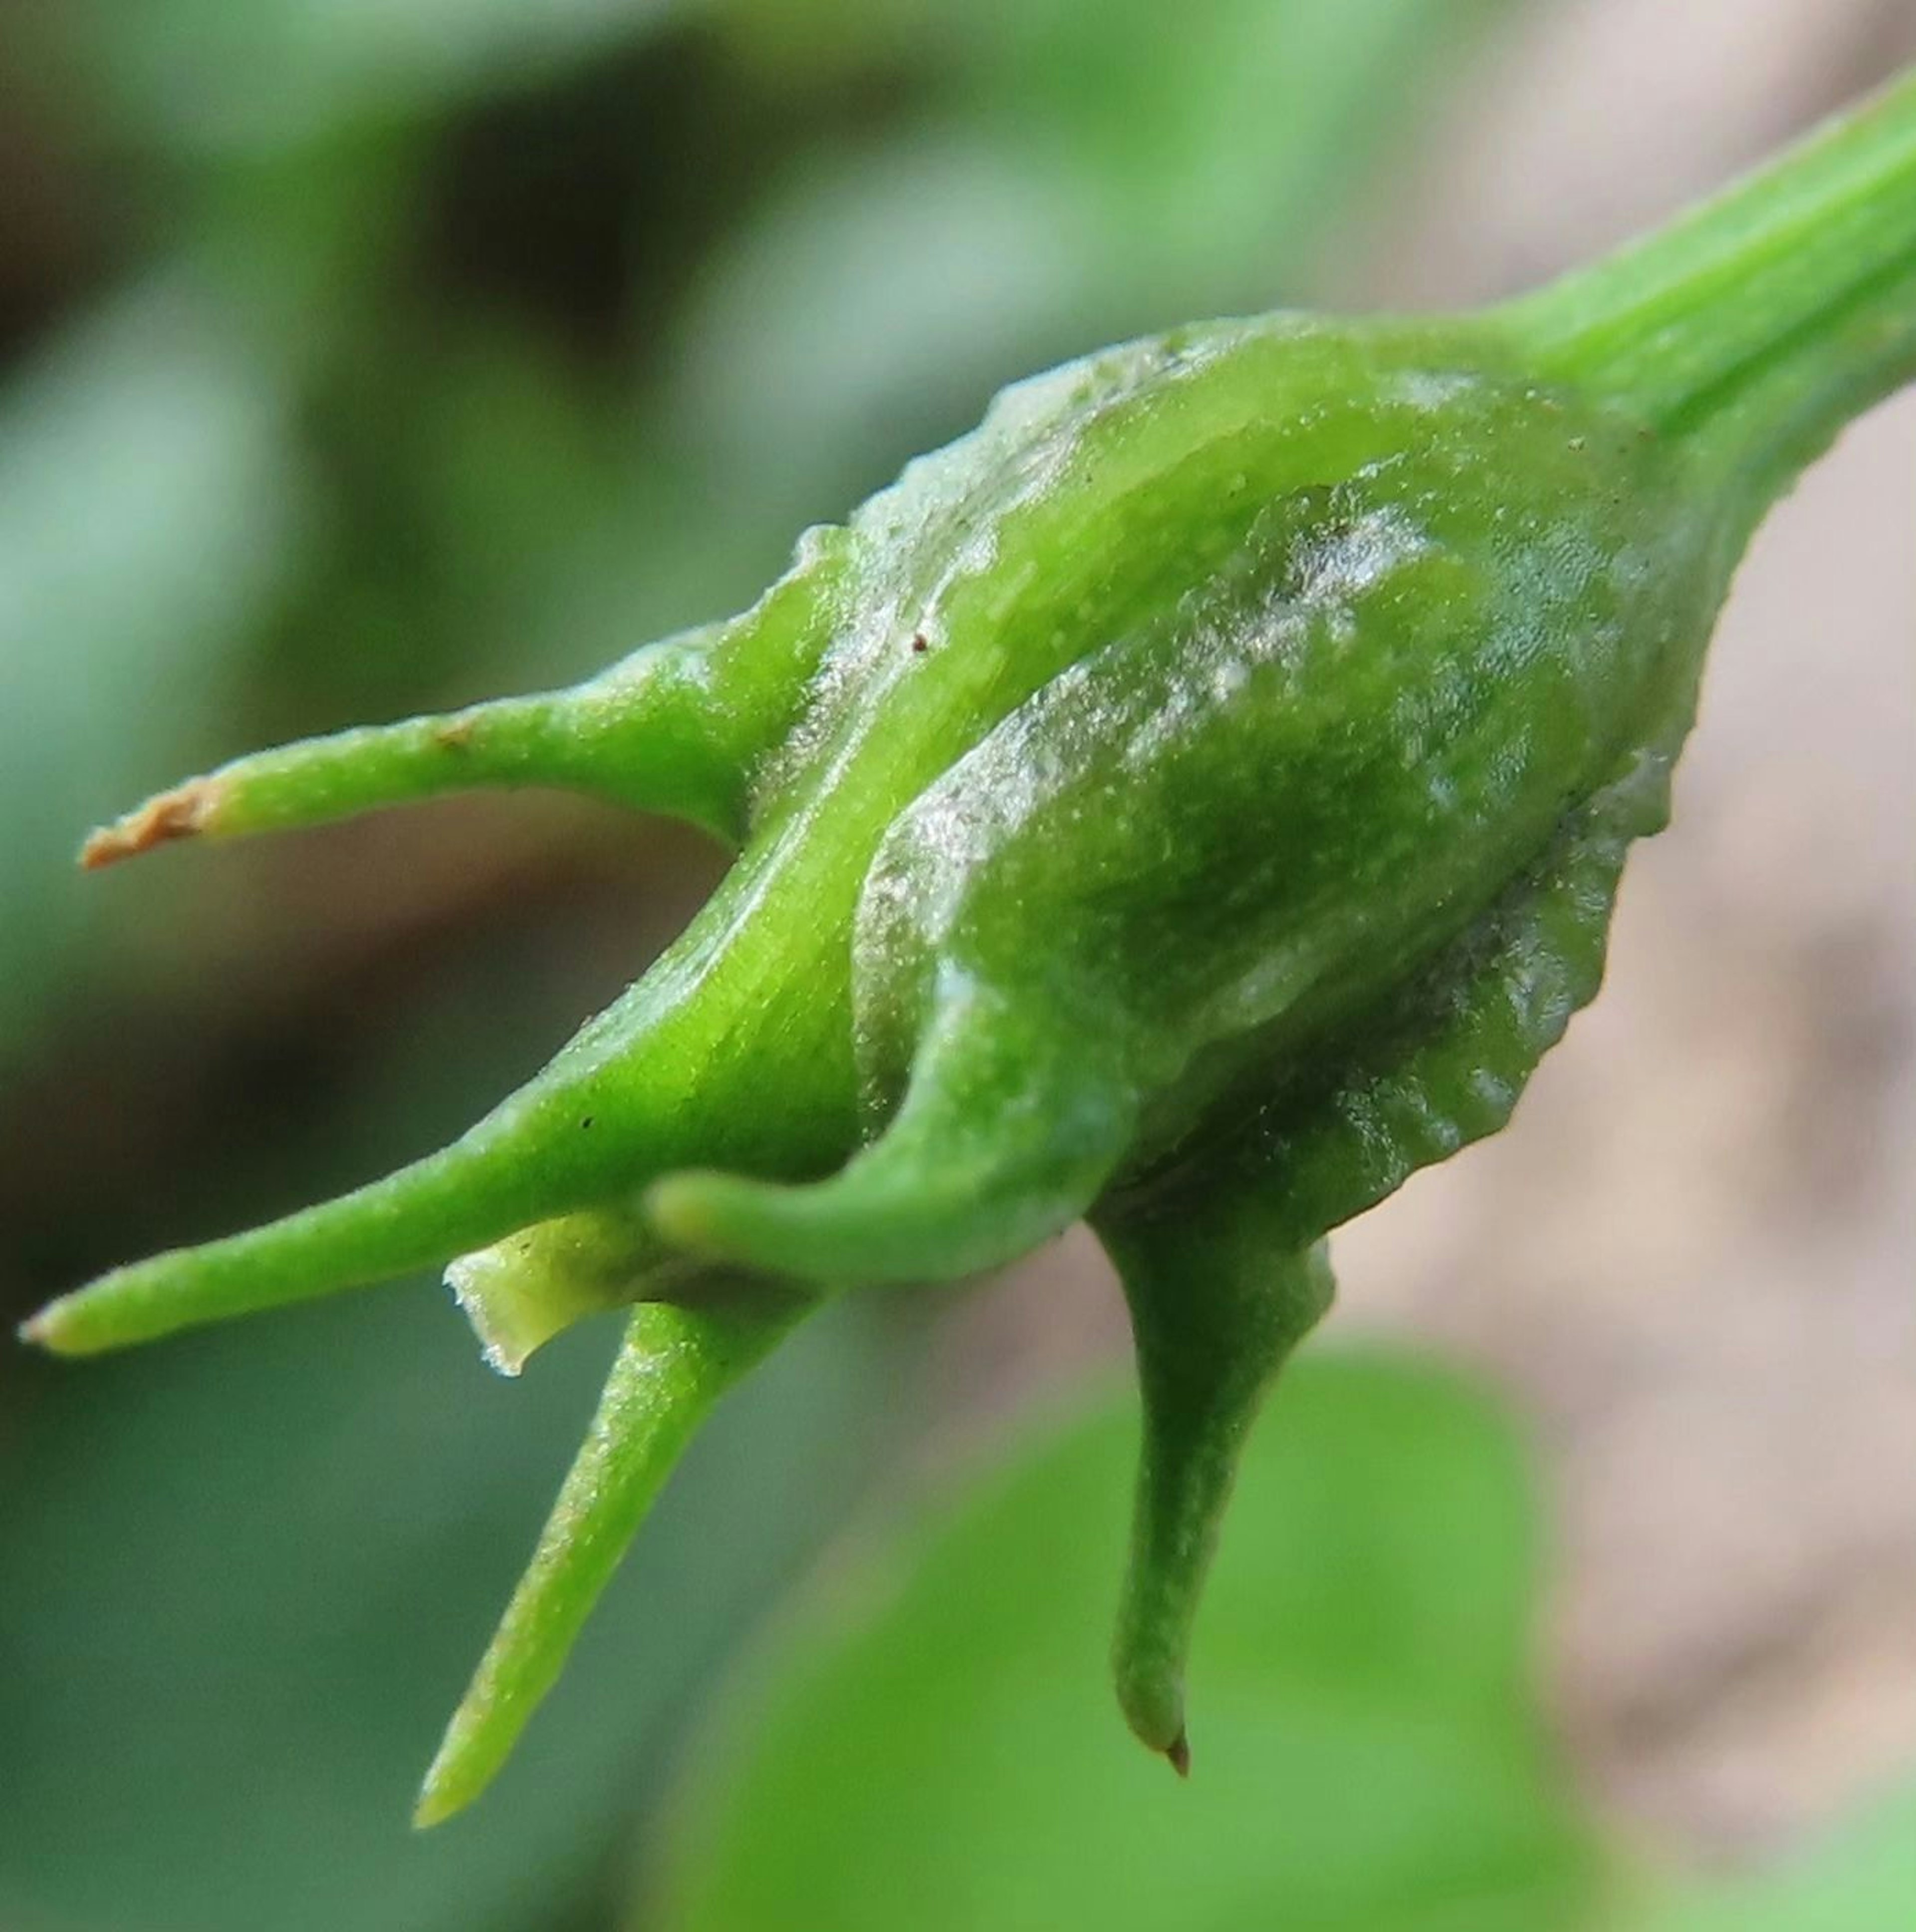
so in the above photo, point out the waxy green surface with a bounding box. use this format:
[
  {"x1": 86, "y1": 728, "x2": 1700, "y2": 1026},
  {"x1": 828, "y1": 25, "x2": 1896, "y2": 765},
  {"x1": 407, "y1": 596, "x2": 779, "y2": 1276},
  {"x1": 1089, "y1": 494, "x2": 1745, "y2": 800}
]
[{"x1": 24, "y1": 68, "x2": 1916, "y2": 1823}]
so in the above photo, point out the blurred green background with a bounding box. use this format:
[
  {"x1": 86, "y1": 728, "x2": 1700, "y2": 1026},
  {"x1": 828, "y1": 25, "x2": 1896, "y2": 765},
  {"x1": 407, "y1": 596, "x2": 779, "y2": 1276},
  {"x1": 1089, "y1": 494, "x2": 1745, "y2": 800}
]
[{"x1": 2, "y1": 3, "x2": 1912, "y2": 1929}]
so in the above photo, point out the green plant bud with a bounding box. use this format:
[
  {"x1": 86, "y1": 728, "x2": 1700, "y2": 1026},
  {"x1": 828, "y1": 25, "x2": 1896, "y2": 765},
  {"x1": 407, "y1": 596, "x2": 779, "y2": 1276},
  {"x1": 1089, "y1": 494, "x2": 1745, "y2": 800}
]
[{"x1": 24, "y1": 69, "x2": 1916, "y2": 1822}]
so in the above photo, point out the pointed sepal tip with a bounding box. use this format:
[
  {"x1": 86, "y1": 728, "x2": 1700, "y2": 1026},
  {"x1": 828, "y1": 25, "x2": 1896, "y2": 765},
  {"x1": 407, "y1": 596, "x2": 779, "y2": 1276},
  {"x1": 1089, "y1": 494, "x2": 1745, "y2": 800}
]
[{"x1": 79, "y1": 779, "x2": 220, "y2": 869}]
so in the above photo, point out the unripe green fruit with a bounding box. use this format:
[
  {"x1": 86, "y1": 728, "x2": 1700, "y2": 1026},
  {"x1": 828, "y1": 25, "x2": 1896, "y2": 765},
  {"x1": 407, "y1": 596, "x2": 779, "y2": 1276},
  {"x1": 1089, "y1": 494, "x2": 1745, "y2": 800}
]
[{"x1": 23, "y1": 69, "x2": 1916, "y2": 1824}]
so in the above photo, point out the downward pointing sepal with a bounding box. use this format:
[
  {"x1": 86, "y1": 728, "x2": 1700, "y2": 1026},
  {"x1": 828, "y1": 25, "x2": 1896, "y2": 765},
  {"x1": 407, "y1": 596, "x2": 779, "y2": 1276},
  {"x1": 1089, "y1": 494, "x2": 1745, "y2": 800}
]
[
  {"x1": 1096, "y1": 1194, "x2": 1335, "y2": 1769},
  {"x1": 415, "y1": 1281, "x2": 813, "y2": 1828}
]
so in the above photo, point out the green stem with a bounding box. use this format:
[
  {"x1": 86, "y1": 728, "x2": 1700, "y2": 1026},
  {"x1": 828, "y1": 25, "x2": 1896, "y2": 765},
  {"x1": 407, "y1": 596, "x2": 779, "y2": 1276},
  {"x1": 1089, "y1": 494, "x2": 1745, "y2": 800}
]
[{"x1": 1509, "y1": 65, "x2": 1916, "y2": 485}]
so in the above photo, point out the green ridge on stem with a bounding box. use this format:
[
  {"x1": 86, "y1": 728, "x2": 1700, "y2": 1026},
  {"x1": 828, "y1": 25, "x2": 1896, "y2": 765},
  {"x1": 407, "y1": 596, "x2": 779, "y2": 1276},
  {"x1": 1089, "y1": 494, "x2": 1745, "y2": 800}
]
[{"x1": 1511, "y1": 65, "x2": 1916, "y2": 466}]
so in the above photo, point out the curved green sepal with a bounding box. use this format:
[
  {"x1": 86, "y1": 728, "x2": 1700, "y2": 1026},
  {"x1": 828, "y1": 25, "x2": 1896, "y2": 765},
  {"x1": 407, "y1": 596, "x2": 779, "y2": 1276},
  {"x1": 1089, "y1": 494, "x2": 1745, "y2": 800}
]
[
  {"x1": 1075, "y1": 742, "x2": 1671, "y2": 1771},
  {"x1": 79, "y1": 524, "x2": 852, "y2": 867},
  {"x1": 647, "y1": 978, "x2": 1134, "y2": 1288},
  {"x1": 415, "y1": 1281, "x2": 813, "y2": 1827},
  {"x1": 19, "y1": 1135, "x2": 552, "y2": 1359},
  {"x1": 79, "y1": 658, "x2": 726, "y2": 864},
  {"x1": 1094, "y1": 1208, "x2": 1334, "y2": 1770},
  {"x1": 1126, "y1": 752, "x2": 1670, "y2": 1265},
  {"x1": 18, "y1": 1046, "x2": 681, "y2": 1357}
]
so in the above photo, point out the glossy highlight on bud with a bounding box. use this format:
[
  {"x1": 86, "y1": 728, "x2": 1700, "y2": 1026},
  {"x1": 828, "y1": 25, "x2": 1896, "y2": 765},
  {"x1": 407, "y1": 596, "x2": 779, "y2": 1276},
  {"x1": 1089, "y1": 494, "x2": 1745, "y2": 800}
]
[{"x1": 23, "y1": 68, "x2": 1916, "y2": 1825}]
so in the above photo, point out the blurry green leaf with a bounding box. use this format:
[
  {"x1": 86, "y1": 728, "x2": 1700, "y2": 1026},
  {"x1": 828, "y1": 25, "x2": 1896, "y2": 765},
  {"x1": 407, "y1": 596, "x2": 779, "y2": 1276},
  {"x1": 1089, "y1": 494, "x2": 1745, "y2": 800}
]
[
  {"x1": 0, "y1": 275, "x2": 312, "y2": 1056},
  {"x1": 1628, "y1": 1779, "x2": 1916, "y2": 1932},
  {"x1": 57, "y1": 0, "x2": 683, "y2": 152},
  {"x1": 0, "y1": 1280, "x2": 901, "y2": 1932},
  {"x1": 670, "y1": 137, "x2": 1092, "y2": 529},
  {"x1": 972, "y1": 0, "x2": 1510, "y2": 287},
  {"x1": 679, "y1": 0, "x2": 1509, "y2": 536},
  {"x1": 659, "y1": 1349, "x2": 1606, "y2": 1932}
]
